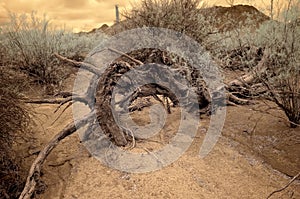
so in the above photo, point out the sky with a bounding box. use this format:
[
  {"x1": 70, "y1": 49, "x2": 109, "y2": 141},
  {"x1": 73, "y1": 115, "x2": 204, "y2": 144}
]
[{"x1": 0, "y1": 0, "x2": 275, "y2": 32}]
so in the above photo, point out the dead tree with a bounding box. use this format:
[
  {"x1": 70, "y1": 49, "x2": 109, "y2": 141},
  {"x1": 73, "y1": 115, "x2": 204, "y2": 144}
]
[{"x1": 19, "y1": 48, "x2": 258, "y2": 199}]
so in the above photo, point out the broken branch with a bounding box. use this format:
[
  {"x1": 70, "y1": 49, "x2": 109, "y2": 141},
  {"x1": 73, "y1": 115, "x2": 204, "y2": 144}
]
[
  {"x1": 266, "y1": 172, "x2": 300, "y2": 199},
  {"x1": 19, "y1": 111, "x2": 95, "y2": 199},
  {"x1": 54, "y1": 53, "x2": 102, "y2": 75}
]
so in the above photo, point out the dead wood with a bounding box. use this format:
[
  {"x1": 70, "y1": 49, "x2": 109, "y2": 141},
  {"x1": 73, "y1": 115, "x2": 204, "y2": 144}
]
[
  {"x1": 24, "y1": 98, "x2": 71, "y2": 104},
  {"x1": 227, "y1": 92, "x2": 251, "y2": 105},
  {"x1": 18, "y1": 111, "x2": 95, "y2": 199},
  {"x1": 28, "y1": 50, "x2": 270, "y2": 147},
  {"x1": 225, "y1": 55, "x2": 269, "y2": 103},
  {"x1": 94, "y1": 48, "x2": 212, "y2": 146},
  {"x1": 53, "y1": 91, "x2": 74, "y2": 98},
  {"x1": 128, "y1": 97, "x2": 153, "y2": 112},
  {"x1": 266, "y1": 172, "x2": 300, "y2": 199},
  {"x1": 25, "y1": 96, "x2": 93, "y2": 109},
  {"x1": 20, "y1": 48, "x2": 271, "y2": 197},
  {"x1": 52, "y1": 49, "x2": 260, "y2": 145},
  {"x1": 54, "y1": 53, "x2": 102, "y2": 76},
  {"x1": 107, "y1": 47, "x2": 143, "y2": 65},
  {"x1": 228, "y1": 55, "x2": 266, "y2": 88}
]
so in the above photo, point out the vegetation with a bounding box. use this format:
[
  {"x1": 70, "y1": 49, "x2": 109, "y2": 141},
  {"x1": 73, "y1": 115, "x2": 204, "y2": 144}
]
[
  {"x1": 122, "y1": 0, "x2": 216, "y2": 43},
  {"x1": 255, "y1": 0, "x2": 300, "y2": 127},
  {"x1": 122, "y1": 0, "x2": 300, "y2": 127},
  {"x1": 0, "y1": 0, "x2": 299, "y2": 198},
  {"x1": 216, "y1": 0, "x2": 300, "y2": 127},
  {"x1": 0, "y1": 68, "x2": 30, "y2": 198},
  {"x1": 0, "y1": 11, "x2": 105, "y2": 198},
  {"x1": 0, "y1": 12, "x2": 105, "y2": 92}
]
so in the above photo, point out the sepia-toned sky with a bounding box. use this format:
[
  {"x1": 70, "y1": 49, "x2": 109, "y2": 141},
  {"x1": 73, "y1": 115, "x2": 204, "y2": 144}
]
[{"x1": 0, "y1": 0, "x2": 275, "y2": 32}]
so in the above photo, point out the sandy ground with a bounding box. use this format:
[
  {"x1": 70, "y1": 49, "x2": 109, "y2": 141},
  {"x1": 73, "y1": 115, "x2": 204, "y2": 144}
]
[{"x1": 18, "y1": 100, "x2": 300, "y2": 199}]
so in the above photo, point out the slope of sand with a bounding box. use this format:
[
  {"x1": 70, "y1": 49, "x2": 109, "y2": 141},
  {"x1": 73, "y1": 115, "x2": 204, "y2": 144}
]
[{"x1": 21, "y1": 101, "x2": 299, "y2": 199}]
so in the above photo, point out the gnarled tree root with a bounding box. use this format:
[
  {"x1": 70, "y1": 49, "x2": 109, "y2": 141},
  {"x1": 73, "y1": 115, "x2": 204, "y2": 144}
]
[{"x1": 18, "y1": 111, "x2": 95, "y2": 199}]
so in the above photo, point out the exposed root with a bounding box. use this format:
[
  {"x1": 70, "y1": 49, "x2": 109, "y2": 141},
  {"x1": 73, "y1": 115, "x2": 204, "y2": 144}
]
[
  {"x1": 227, "y1": 92, "x2": 252, "y2": 105},
  {"x1": 107, "y1": 47, "x2": 144, "y2": 65},
  {"x1": 51, "y1": 101, "x2": 73, "y2": 126},
  {"x1": 54, "y1": 53, "x2": 102, "y2": 76},
  {"x1": 266, "y1": 172, "x2": 300, "y2": 199},
  {"x1": 53, "y1": 91, "x2": 74, "y2": 98},
  {"x1": 128, "y1": 98, "x2": 153, "y2": 112},
  {"x1": 18, "y1": 111, "x2": 95, "y2": 199},
  {"x1": 20, "y1": 48, "x2": 276, "y2": 198},
  {"x1": 24, "y1": 98, "x2": 70, "y2": 104}
]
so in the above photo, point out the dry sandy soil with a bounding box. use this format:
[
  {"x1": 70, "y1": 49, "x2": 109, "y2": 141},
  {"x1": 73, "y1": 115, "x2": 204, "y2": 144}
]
[{"x1": 17, "y1": 72, "x2": 300, "y2": 199}]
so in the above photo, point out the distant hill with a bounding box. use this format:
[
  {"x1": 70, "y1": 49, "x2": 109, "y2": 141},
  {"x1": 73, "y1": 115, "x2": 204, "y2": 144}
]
[
  {"x1": 77, "y1": 24, "x2": 109, "y2": 35},
  {"x1": 199, "y1": 5, "x2": 270, "y2": 31},
  {"x1": 81, "y1": 4, "x2": 270, "y2": 35}
]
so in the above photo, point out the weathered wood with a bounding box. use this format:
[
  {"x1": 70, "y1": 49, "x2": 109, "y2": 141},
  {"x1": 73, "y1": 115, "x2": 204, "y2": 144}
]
[
  {"x1": 20, "y1": 48, "x2": 273, "y2": 199},
  {"x1": 19, "y1": 111, "x2": 95, "y2": 199}
]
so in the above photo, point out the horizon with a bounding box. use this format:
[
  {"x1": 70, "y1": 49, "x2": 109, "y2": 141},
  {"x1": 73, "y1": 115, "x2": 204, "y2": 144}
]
[{"x1": 0, "y1": 0, "x2": 287, "y2": 32}]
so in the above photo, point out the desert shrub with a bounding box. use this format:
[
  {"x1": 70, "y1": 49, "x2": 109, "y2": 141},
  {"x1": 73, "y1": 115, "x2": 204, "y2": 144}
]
[
  {"x1": 254, "y1": 0, "x2": 300, "y2": 127},
  {"x1": 0, "y1": 67, "x2": 30, "y2": 198},
  {"x1": 2, "y1": 12, "x2": 67, "y2": 86},
  {"x1": 0, "y1": 12, "x2": 105, "y2": 91},
  {"x1": 208, "y1": 1, "x2": 300, "y2": 127},
  {"x1": 204, "y1": 6, "x2": 269, "y2": 70},
  {"x1": 206, "y1": 26, "x2": 262, "y2": 70},
  {"x1": 122, "y1": 0, "x2": 216, "y2": 43}
]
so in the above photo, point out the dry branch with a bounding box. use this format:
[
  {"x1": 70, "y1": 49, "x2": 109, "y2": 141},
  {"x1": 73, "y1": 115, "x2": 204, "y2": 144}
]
[
  {"x1": 266, "y1": 172, "x2": 300, "y2": 199},
  {"x1": 19, "y1": 111, "x2": 95, "y2": 199},
  {"x1": 107, "y1": 47, "x2": 144, "y2": 65},
  {"x1": 25, "y1": 96, "x2": 91, "y2": 108},
  {"x1": 54, "y1": 53, "x2": 102, "y2": 76},
  {"x1": 20, "y1": 47, "x2": 273, "y2": 198},
  {"x1": 228, "y1": 56, "x2": 266, "y2": 87},
  {"x1": 24, "y1": 98, "x2": 70, "y2": 104},
  {"x1": 227, "y1": 92, "x2": 251, "y2": 105}
]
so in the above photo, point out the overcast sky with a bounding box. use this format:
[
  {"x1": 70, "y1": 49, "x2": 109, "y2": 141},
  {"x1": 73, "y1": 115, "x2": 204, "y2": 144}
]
[{"x1": 0, "y1": 0, "x2": 271, "y2": 32}]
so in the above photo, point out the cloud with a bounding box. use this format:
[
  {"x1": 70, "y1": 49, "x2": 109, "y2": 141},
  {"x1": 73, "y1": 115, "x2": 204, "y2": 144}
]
[{"x1": 0, "y1": 0, "x2": 132, "y2": 31}]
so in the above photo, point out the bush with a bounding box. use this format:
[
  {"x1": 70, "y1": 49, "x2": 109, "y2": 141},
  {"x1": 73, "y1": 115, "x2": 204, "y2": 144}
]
[
  {"x1": 208, "y1": 1, "x2": 300, "y2": 127},
  {"x1": 0, "y1": 67, "x2": 30, "y2": 198},
  {"x1": 0, "y1": 12, "x2": 106, "y2": 92},
  {"x1": 122, "y1": 0, "x2": 215, "y2": 43},
  {"x1": 255, "y1": 0, "x2": 300, "y2": 127}
]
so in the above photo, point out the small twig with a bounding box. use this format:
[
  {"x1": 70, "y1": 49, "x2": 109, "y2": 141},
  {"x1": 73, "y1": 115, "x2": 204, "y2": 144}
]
[
  {"x1": 226, "y1": 100, "x2": 240, "y2": 106},
  {"x1": 128, "y1": 99, "x2": 153, "y2": 112},
  {"x1": 107, "y1": 47, "x2": 144, "y2": 65},
  {"x1": 24, "y1": 150, "x2": 41, "y2": 158},
  {"x1": 48, "y1": 157, "x2": 75, "y2": 167},
  {"x1": 54, "y1": 97, "x2": 73, "y2": 113},
  {"x1": 140, "y1": 139, "x2": 164, "y2": 145},
  {"x1": 53, "y1": 91, "x2": 74, "y2": 98},
  {"x1": 141, "y1": 147, "x2": 164, "y2": 166},
  {"x1": 121, "y1": 124, "x2": 136, "y2": 150},
  {"x1": 165, "y1": 96, "x2": 171, "y2": 114},
  {"x1": 126, "y1": 127, "x2": 136, "y2": 150},
  {"x1": 266, "y1": 172, "x2": 300, "y2": 199},
  {"x1": 51, "y1": 101, "x2": 73, "y2": 126},
  {"x1": 249, "y1": 115, "x2": 263, "y2": 135},
  {"x1": 227, "y1": 92, "x2": 251, "y2": 105}
]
